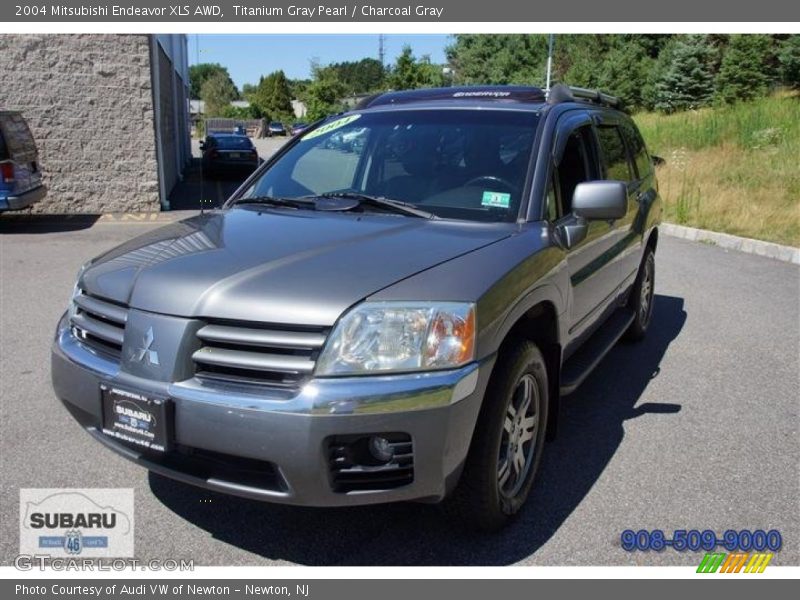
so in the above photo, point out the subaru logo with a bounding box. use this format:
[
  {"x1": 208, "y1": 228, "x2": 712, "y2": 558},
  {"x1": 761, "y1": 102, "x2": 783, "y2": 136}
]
[{"x1": 131, "y1": 327, "x2": 159, "y2": 366}]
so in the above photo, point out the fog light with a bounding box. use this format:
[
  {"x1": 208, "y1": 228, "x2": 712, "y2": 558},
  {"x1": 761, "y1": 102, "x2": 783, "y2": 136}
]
[{"x1": 368, "y1": 436, "x2": 394, "y2": 463}]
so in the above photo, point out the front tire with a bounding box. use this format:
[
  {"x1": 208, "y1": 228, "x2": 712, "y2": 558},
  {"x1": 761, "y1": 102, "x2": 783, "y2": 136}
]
[
  {"x1": 625, "y1": 247, "x2": 655, "y2": 341},
  {"x1": 447, "y1": 341, "x2": 548, "y2": 531}
]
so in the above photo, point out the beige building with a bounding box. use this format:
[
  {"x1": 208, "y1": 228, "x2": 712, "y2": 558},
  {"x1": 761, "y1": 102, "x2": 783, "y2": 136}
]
[{"x1": 0, "y1": 34, "x2": 191, "y2": 212}]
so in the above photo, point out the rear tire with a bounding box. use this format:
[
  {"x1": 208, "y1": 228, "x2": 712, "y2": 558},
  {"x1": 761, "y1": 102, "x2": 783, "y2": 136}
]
[
  {"x1": 625, "y1": 247, "x2": 655, "y2": 341},
  {"x1": 447, "y1": 341, "x2": 548, "y2": 531}
]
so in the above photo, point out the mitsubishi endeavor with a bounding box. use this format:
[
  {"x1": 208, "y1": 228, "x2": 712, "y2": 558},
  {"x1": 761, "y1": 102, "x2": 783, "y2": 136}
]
[{"x1": 52, "y1": 85, "x2": 662, "y2": 530}]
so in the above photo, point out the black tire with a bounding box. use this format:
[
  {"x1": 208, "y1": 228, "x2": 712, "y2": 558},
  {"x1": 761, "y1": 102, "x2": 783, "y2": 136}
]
[
  {"x1": 625, "y1": 247, "x2": 655, "y2": 341},
  {"x1": 447, "y1": 341, "x2": 548, "y2": 531}
]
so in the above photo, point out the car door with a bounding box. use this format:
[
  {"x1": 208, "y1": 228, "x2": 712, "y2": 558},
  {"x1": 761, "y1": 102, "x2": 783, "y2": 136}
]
[
  {"x1": 552, "y1": 115, "x2": 624, "y2": 338},
  {"x1": 618, "y1": 118, "x2": 657, "y2": 284},
  {"x1": 593, "y1": 117, "x2": 641, "y2": 290}
]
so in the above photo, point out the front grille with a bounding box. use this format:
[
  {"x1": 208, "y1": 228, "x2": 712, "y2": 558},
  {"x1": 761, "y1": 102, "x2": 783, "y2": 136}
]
[
  {"x1": 70, "y1": 291, "x2": 128, "y2": 358},
  {"x1": 192, "y1": 320, "x2": 328, "y2": 388},
  {"x1": 328, "y1": 433, "x2": 414, "y2": 493}
]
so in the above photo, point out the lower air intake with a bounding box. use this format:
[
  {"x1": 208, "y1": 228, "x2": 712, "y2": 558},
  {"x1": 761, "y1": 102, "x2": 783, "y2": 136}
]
[{"x1": 327, "y1": 433, "x2": 414, "y2": 493}]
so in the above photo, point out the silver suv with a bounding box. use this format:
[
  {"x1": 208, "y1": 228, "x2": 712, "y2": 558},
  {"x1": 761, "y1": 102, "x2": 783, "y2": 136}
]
[{"x1": 52, "y1": 85, "x2": 662, "y2": 530}]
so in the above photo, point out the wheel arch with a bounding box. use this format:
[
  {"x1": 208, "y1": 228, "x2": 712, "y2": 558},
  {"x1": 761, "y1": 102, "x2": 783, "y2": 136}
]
[
  {"x1": 490, "y1": 294, "x2": 563, "y2": 441},
  {"x1": 646, "y1": 226, "x2": 659, "y2": 253}
]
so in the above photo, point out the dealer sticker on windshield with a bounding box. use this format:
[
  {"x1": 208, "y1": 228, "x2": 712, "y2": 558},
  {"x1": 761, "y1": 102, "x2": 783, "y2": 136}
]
[
  {"x1": 302, "y1": 114, "x2": 362, "y2": 141},
  {"x1": 481, "y1": 190, "x2": 511, "y2": 208}
]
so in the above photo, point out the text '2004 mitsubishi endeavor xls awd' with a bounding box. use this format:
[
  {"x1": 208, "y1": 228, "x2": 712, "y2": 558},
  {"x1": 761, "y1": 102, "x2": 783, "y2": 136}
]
[{"x1": 52, "y1": 84, "x2": 662, "y2": 530}]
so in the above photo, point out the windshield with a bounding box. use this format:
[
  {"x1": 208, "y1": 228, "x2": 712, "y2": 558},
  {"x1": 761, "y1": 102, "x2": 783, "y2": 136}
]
[
  {"x1": 237, "y1": 109, "x2": 541, "y2": 222},
  {"x1": 215, "y1": 136, "x2": 254, "y2": 150}
]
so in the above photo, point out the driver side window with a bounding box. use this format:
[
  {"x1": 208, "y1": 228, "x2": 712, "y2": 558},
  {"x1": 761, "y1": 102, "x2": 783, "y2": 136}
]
[{"x1": 555, "y1": 125, "x2": 597, "y2": 217}]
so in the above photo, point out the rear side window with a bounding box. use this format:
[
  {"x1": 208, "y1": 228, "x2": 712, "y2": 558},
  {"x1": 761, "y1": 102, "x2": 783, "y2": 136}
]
[
  {"x1": 0, "y1": 113, "x2": 38, "y2": 163},
  {"x1": 0, "y1": 131, "x2": 8, "y2": 161},
  {"x1": 596, "y1": 125, "x2": 633, "y2": 182},
  {"x1": 620, "y1": 120, "x2": 652, "y2": 179}
]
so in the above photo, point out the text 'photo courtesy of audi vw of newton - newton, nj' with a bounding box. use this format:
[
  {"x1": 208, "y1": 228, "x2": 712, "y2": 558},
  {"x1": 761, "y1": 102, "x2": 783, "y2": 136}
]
[{"x1": 52, "y1": 84, "x2": 661, "y2": 531}]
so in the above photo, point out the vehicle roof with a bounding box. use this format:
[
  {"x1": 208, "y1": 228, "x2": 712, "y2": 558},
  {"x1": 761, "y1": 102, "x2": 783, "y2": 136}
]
[
  {"x1": 356, "y1": 86, "x2": 548, "y2": 113},
  {"x1": 352, "y1": 84, "x2": 626, "y2": 116}
]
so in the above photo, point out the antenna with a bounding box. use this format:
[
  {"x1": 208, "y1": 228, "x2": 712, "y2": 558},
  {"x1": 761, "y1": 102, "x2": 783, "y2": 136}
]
[
  {"x1": 195, "y1": 34, "x2": 206, "y2": 215},
  {"x1": 545, "y1": 34, "x2": 555, "y2": 95},
  {"x1": 378, "y1": 34, "x2": 386, "y2": 67}
]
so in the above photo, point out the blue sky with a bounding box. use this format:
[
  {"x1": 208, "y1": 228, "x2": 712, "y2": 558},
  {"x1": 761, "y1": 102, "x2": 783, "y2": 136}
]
[{"x1": 191, "y1": 34, "x2": 452, "y2": 87}]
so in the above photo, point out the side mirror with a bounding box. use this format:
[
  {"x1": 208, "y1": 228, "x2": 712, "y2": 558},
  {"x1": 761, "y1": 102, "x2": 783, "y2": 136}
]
[
  {"x1": 572, "y1": 181, "x2": 628, "y2": 221},
  {"x1": 199, "y1": 142, "x2": 205, "y2": 150},
  {"x1": 651, "y1": 155, "x2": 665, "y2": 167}
]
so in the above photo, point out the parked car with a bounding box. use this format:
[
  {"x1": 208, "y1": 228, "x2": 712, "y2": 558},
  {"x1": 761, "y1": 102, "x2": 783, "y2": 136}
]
[
  {"x1": 290, "y1": 122, "x2": 309, "y2": 136},
  {"x1": 0, "y1": 111, "x2": 46, "y2": 212},
  {"x1": 200, "y1": 133, "x2": 258, "y2": 177},
  {"x1": 52, "y1": 85, "x2": 661, "y2": 530},
  {"x1": 268, "y1": 121, "x2": 287, "y2": 137}
]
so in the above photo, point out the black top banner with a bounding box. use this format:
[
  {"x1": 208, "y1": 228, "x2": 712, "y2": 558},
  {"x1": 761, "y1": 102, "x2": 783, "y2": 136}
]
[{"x1": 3, "y1": 0, "x2": 798, "y2": 22}]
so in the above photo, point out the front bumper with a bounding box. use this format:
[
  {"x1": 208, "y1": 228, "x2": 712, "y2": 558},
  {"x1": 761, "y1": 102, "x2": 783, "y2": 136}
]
[{"x1": 51, "y1": 314, "x2": 493, "y2": 506}]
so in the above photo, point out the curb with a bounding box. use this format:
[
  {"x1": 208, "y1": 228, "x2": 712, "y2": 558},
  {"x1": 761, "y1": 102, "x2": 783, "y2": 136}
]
[{"x1": 661, "y1": 223, "x2": 800, "y2": 265}]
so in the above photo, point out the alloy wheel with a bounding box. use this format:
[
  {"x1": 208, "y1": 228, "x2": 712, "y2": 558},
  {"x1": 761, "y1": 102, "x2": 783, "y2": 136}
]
[{"x1": 498, "y1": 373, "x2": 540, "y2": 499}]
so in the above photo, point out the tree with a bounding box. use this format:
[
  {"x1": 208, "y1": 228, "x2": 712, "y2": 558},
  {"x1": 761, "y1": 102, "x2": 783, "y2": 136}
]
[
  {"x1": 446, "y1": 35, "x2": 547, "y2": 85},
  {"x1": 596, "y1": 43, "x2": 652, "y2": 110},
  {"x1": 221, "y1": 104, "x2": 265, "y2": 120},
  {"x1": 715, "y1": 35, "x2": 773, "y2": 103},
  {"x1": 200, "y1": 71, "x2": 238, "y2": 117},
  {"x1": 653, "y1": 35, "x2": 716, "y2": 113},
  {"x1": 388, "y1": 46, "x2": 446, "y2": 90},
  {"x1": 189, "y1": 63, "x2": 237, "y2": 100},
  {"x1": 327, "y1": 58, "x2": 385, "y2": 95},
  {"x1": 241, "y1": 83, "x2": 257, "y2": 100},
  {"x1": 251, "y1": 70, "x2": 294, "y2": 121},
  {"x1": 778, "y1": 35, "x2": 800, "y2": 88},
  {"x1": 388, "y1": 46, "x2": 421, "y2": 90},
  {"x1": 304, "y1": 67, "x2": 347, "y2": 121}
]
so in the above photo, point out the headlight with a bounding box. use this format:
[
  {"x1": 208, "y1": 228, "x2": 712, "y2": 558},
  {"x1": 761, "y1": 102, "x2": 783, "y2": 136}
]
[{"x1": 315, "y1": 302, "x2": 476, "y2": 376}]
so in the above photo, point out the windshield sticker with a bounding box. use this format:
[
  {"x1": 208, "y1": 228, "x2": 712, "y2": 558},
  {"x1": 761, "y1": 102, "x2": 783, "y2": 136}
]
[
  {"x1": 481, "y1": 191, "x2": 511, "y2": 209},
  {"x1": 301, "y1": 114, "x2": 362, "y2": 141}
]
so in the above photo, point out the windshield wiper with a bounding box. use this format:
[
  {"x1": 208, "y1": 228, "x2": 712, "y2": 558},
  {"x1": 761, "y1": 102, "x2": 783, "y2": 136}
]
[
  {"x1": 229, "y1": 195, "x2": 317, "y2": 210},
  {"x1": 315, "y1": 192, "x2": 436, "y2": 219}
]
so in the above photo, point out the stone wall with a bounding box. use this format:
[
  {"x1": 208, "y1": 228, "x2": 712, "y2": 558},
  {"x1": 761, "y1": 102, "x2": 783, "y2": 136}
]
[{"x1": 0, "y1": 34, "x2": 160, "y2": 213}]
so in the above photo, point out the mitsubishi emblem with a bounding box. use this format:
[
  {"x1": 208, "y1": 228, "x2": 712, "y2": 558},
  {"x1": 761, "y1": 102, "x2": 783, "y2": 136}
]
[{"x1": 132, "y1": 327, "x2": 160, "y2": 366}]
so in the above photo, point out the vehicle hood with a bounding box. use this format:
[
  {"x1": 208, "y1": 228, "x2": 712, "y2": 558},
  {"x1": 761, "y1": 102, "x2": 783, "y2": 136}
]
[{"x1": 80, "y1": 208, "x2": 513, "y2": 326}]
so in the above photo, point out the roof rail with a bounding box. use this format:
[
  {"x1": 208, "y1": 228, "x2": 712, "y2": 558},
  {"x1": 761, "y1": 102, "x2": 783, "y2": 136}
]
[{"x1": 547, "y1": 84, "x2": 623, "y2": 110}]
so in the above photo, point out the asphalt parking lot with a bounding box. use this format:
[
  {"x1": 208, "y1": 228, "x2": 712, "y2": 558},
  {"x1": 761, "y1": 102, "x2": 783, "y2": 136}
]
[{"x1": 0, "y1": 215, "x2": 798, "y2": 566}]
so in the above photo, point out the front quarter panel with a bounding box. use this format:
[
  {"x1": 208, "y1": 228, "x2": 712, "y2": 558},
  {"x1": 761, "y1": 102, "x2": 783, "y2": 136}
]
[{"x1": 369, "y1": 224, "x2": 568, "y2": 360}]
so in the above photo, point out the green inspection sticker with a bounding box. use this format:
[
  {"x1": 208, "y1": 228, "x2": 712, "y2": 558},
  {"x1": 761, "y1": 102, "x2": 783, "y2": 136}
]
[
  {"x1": 301, "y1": 114, "x2": 362, "y2": 141},
  {"x1": 481, "y1": 190, "x2": 511, "y2": 208}
]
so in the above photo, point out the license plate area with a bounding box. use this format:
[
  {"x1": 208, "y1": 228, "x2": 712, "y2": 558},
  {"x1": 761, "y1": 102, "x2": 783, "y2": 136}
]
[{"x1": 101, "y1": 385, "x2": 172, "y2": 453}]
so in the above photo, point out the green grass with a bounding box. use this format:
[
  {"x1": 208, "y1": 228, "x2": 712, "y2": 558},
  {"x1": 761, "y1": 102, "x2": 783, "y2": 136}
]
[{"x1": 633, "y1": 93, "x2": 800, "y2": 246}]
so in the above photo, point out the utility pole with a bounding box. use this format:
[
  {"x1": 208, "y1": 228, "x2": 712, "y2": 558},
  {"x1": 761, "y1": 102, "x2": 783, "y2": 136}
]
[{"x1": 378, "y1": 34, "x2": 386, "y2": 67}]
